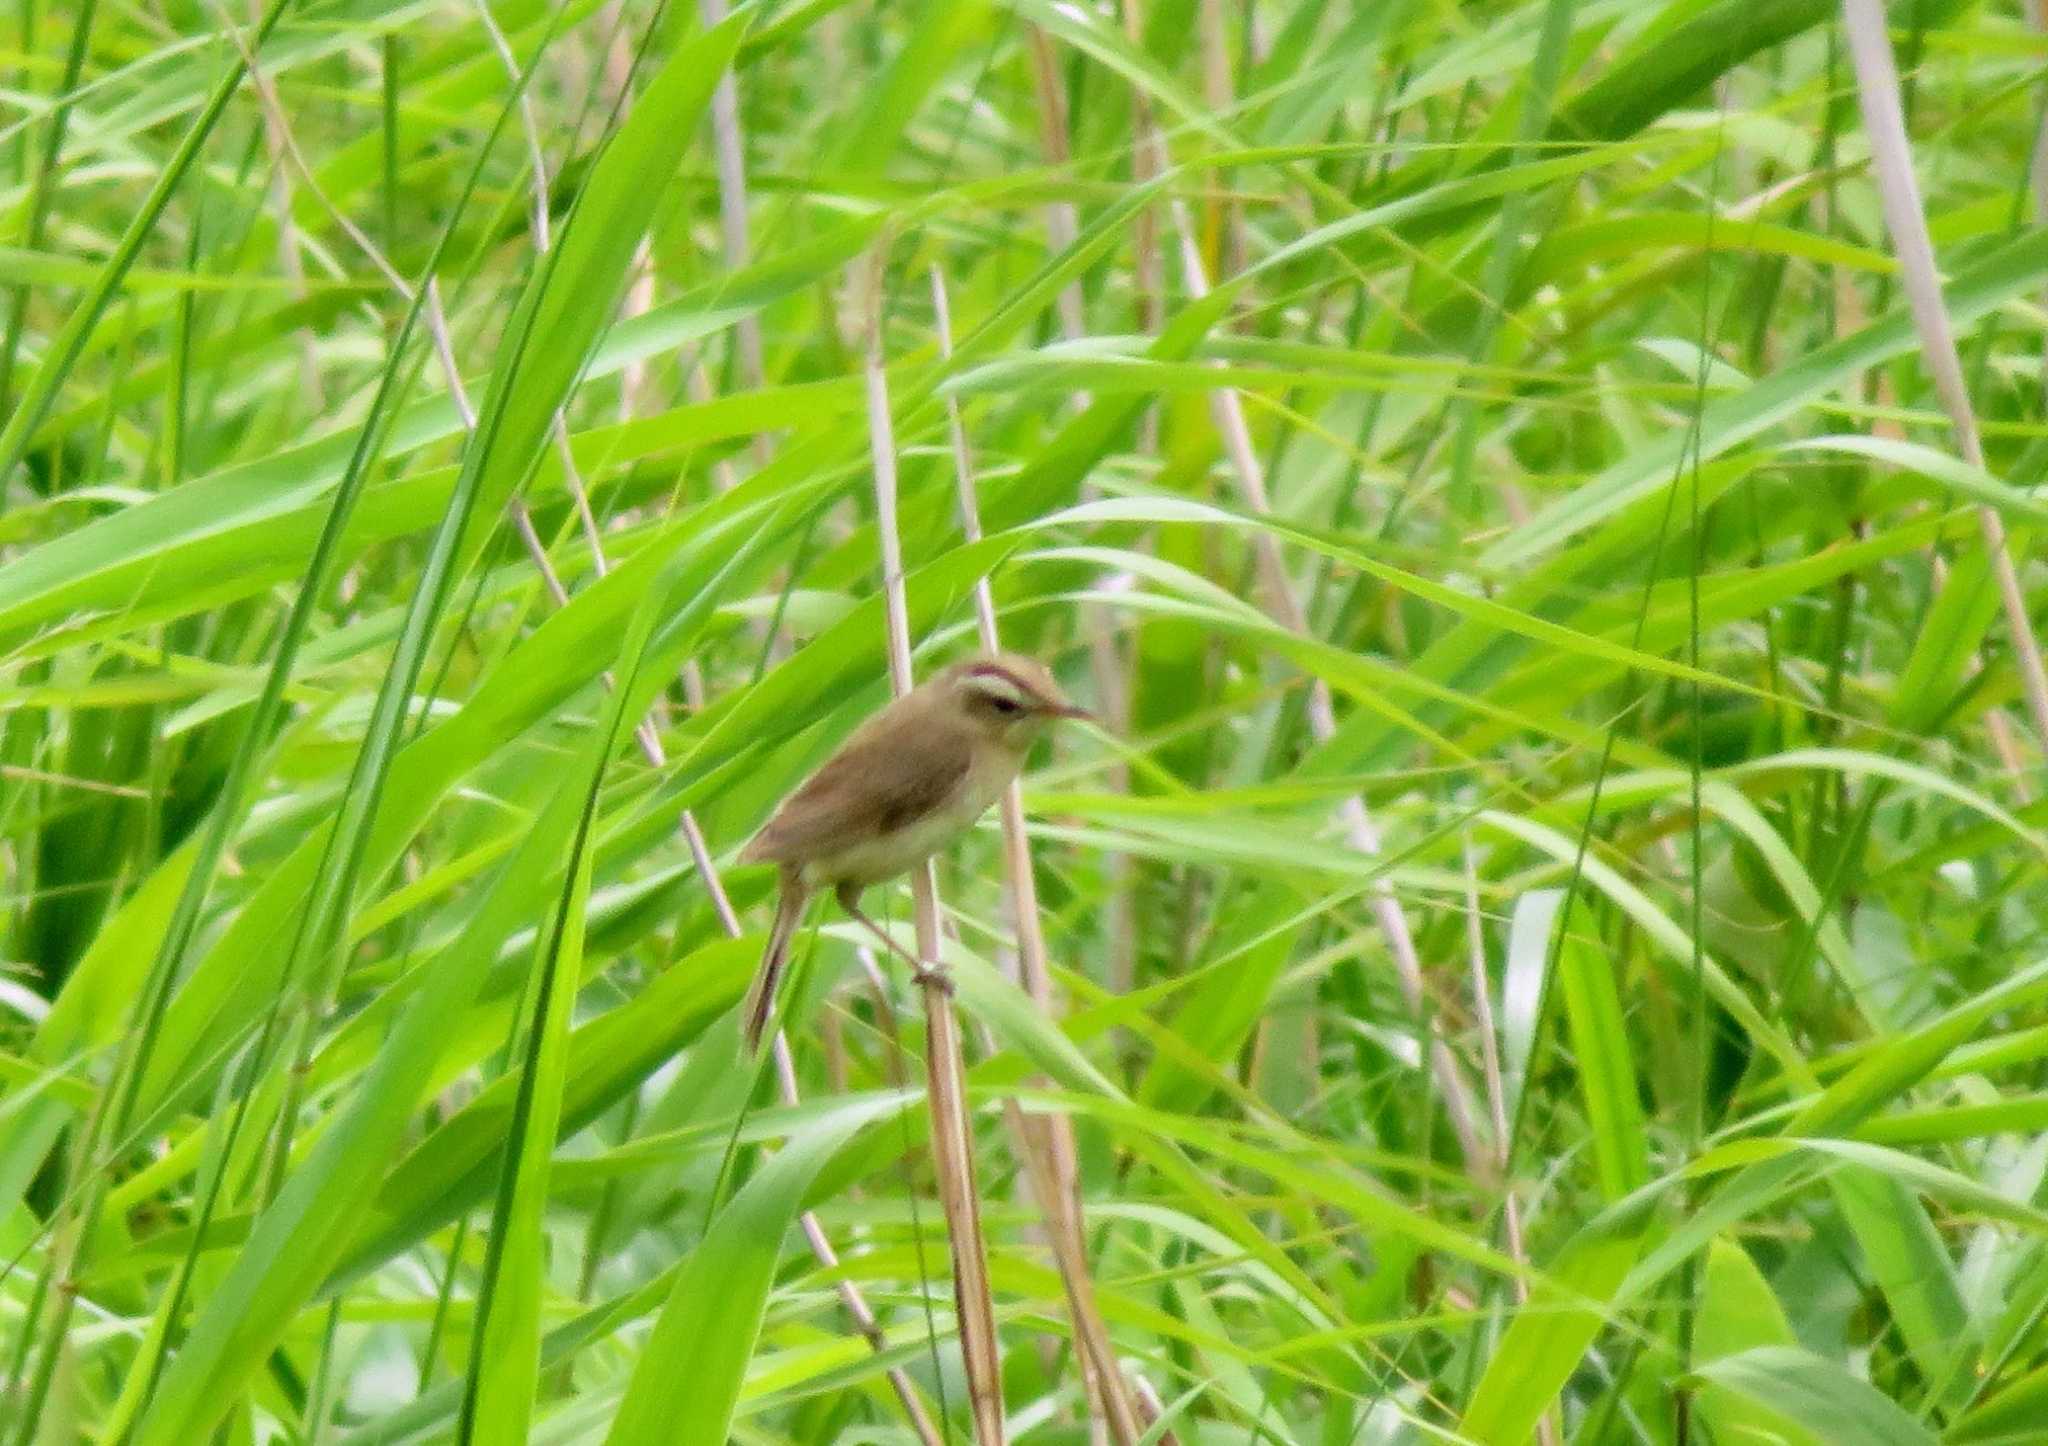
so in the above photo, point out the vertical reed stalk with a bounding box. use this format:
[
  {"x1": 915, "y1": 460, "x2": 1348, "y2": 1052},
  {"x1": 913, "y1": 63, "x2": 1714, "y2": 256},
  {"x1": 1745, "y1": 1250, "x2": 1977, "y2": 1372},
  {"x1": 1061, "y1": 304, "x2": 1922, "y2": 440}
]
[
  {"x1": 1461, "y1": 833, "x2": 1552, "y2": 1446},
  {"x1": 1024, "y1": 28, "x2": 1087, "y2": 353},
  {"x1": 698, "y1": 0, "x2": 766, "y2": 449},
  {"x1": 1116, "y1": 0, "x2": 1164, "y2": 345},
  {"x1": 933, "y1": 267, "x2": 1156, "y2": 1445},
  {"x1": 865, "y1": 256, "x2": 1007, "y2": 1446},
  {"x1": 1841, "y1": 0, "x2": 2048, "y2": 758}
]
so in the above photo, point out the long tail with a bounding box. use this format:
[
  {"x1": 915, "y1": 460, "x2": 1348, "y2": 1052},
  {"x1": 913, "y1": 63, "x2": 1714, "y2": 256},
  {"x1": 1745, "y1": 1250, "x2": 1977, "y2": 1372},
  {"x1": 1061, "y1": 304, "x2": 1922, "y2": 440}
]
[{"x1": 742, "y1": 877, "x2": 808, "y2": 1054}]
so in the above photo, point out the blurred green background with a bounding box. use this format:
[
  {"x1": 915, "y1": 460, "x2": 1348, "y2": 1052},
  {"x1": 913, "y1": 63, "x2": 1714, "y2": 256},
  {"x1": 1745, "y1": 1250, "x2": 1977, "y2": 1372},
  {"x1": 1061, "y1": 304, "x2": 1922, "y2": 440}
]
[{"x1": 2, "y1": 0, "x2": 2047, "y2": 1441}]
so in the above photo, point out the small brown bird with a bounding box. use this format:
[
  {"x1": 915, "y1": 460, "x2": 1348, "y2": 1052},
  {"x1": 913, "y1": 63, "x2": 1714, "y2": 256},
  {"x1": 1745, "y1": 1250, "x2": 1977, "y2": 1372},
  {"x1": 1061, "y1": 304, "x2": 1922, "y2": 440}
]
[{"x1": 738, "y1": 653, "x2": 1089, "y2": 1050}]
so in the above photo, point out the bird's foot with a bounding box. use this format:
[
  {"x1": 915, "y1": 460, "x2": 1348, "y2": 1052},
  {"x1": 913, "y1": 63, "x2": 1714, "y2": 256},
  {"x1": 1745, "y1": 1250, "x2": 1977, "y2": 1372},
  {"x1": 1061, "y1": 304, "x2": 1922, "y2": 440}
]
[{"x1": 912, "y1": 961, "x2": 955, "y2": 998}]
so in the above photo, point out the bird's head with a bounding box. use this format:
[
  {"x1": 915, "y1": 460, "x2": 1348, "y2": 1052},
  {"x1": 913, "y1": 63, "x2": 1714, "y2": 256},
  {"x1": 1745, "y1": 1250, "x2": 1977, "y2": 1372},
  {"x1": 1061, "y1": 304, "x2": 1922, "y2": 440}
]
[{"x1": 944, "y1": 653, "x2": 1091, "y2": 752}]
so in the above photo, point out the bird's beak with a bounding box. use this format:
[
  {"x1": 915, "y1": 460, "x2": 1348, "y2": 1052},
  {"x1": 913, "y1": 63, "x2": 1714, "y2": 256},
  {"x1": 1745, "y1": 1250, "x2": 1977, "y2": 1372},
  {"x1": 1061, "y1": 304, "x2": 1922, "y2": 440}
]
[{"x1": 1046, "y1": 701, "x2": 1094, "y2": 721}]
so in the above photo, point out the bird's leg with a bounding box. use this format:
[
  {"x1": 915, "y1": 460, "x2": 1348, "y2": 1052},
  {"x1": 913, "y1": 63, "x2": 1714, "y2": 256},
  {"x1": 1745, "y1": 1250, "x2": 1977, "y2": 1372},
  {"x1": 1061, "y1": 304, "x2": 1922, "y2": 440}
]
[{"x1": 835, "y1": 882, "x2": 953, "y2": 997}]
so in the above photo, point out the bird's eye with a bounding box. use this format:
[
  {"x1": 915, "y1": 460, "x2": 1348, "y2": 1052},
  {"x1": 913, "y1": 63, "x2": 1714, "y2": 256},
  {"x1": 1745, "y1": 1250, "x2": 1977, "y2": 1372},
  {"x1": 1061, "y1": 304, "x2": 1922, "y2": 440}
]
[{"x1": 988, "y1": 695, "x2": 1023, "y2": 716}]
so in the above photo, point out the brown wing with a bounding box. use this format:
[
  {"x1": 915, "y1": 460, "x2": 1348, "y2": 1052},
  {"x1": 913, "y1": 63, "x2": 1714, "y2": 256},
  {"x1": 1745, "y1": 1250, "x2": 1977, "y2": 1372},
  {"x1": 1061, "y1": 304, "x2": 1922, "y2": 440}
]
[{"x1": 744, "y1": 709, "x2": 973, "y2": 866}]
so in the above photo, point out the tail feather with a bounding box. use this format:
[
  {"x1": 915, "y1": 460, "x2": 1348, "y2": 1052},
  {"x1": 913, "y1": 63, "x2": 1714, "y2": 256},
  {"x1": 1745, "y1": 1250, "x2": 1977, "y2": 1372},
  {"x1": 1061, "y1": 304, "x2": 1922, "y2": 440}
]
[{"x1": 741, "y1": 879, "x2": 807, "y2": 1054}]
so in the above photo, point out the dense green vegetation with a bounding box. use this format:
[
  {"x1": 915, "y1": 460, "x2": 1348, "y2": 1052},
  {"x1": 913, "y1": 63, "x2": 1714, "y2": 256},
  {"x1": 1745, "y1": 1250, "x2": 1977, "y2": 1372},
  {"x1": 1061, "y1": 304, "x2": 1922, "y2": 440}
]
[{"x1": 3, "y1": 0, "x2": 2047, "y2": 1440}]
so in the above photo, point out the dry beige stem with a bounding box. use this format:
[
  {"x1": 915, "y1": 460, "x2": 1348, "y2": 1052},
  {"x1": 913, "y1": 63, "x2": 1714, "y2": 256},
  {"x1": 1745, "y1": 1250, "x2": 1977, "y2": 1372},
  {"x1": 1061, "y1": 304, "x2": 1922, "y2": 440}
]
[
  {"x1": 698, "y1": 0, "x2": 770, "y2": 468},
  {"x1": 866, "y1": 268, "x2": 1008, "y2": 1445},
  {"x1": 1461, "y1": 834, "x2": 1552, "y2": 1446},
  {"x1": 1118, "y1": 0, "x2": 1165, "y2": 343},
  {"x1": 1842, "y1": 0, "x2": 2048, "y2": 759},
  {"x1": 933, "y1": 267, "x2": 1157, "y2": 1446},
  {"x1": 1197, "y1": 0, "x2": 1248, "y2": 279},
  {"x1": 1024, "y1": 28, "x2": 1088, "y2": 350}
]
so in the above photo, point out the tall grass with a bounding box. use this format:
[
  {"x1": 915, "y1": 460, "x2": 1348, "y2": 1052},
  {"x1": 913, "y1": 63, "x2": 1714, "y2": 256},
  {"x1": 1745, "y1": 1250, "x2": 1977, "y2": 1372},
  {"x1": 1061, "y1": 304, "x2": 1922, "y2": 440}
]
[{"x1": 3, "y1": 0, "x2": 2047, "y2": 1441}]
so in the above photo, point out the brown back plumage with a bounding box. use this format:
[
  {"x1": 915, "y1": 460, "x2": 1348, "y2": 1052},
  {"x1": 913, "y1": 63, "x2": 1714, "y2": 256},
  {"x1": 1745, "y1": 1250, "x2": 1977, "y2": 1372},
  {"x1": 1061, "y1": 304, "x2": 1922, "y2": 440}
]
[{"x1": 742, "y1": 708, "x2": 972, "y2": 867}]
